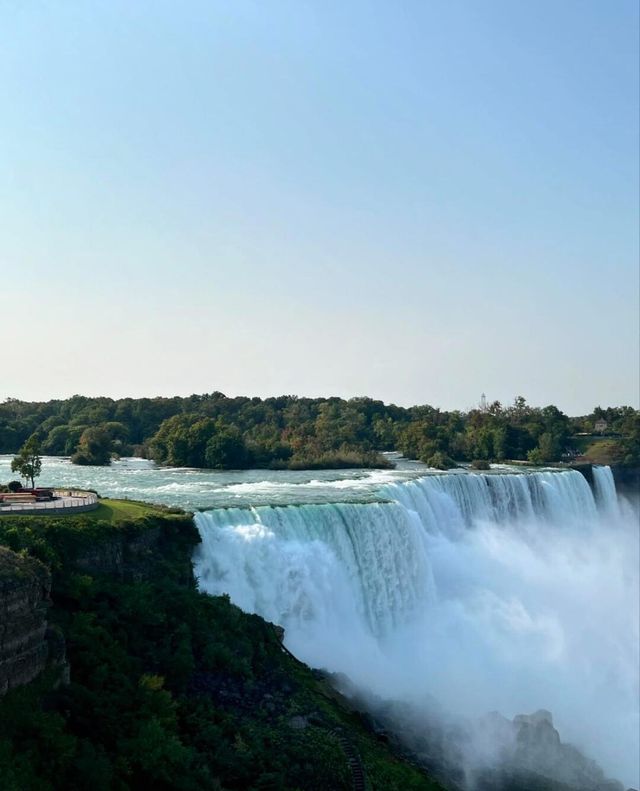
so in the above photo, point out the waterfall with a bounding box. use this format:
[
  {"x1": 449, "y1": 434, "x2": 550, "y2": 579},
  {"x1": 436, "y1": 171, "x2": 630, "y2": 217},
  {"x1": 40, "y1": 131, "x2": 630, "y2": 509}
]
[
  {"x1": 195, "y1": 500, "x2": 435, "y2": 638},
  {"x1": 193, "y1": 467, "x2": 638, "y2": 787},
  {"x1": 592, "y1": 464, "x2": 620, "y2": 518},
  {"x1": 194, "y1": 469, "x2": 599, "y2": 635},
  {"x1": 378, "y1": 468, "x2": 598, "y2": 532}
]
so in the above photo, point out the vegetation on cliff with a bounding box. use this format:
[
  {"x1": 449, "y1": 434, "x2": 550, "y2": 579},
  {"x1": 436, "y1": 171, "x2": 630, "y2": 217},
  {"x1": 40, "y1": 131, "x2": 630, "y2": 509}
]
[
  {"x1": 0, "y1": 393, "x2": 637, "y2": 470},
  {"x1": 0, "y1": 507, "x2": 443, "y2": 790}
]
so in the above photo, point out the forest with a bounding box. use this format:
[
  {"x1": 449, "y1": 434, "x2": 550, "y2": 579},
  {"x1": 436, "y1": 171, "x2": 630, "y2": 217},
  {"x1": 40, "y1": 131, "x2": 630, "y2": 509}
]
[{"x1": 0, "y1": 393, "x2": 638, "y2": 470}]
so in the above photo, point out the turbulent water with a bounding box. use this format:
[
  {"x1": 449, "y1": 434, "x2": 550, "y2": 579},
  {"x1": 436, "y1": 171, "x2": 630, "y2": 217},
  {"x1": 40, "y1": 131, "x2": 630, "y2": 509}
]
[
  {"x1": 194, "y1": 465, "x2": 639, "y2": 788},
  {"x1": 0, "y1": 453, "x2": 428, "y2": 508},
  {"x1": 1, "y1": 455, "x2": 637, "y2": 786}
]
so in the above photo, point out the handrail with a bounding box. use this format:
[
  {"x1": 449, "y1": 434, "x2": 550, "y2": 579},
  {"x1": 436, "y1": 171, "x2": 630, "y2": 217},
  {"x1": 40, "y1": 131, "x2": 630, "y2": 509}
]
[
  {"x1": 52, "y1": 490, "x2": 98, "y2": 500},
  {"x1": 0, "y1": 491, "x2": 98, "y2": 513}
]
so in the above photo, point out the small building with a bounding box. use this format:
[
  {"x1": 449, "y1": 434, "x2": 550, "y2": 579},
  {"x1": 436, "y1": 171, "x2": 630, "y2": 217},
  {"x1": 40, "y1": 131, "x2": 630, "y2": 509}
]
[{"x1": 594, "y1": 419, "x2": 608, "y2": 434}]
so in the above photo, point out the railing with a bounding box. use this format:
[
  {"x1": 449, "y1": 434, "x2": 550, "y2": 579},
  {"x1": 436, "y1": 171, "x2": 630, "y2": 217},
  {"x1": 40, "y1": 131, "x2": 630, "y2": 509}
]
[
  {"x1": 53, "y1": 490, "x2": 98, "y2": 500},
  {"x1": 0, "y1": 491, "x2": 98, "y2": 514}
]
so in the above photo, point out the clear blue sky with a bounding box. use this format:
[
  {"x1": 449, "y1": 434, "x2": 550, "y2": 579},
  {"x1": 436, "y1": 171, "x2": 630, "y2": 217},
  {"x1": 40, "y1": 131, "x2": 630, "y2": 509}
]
[{"x1": 1, "y1": 0, "x2": 638, "y2": 413}]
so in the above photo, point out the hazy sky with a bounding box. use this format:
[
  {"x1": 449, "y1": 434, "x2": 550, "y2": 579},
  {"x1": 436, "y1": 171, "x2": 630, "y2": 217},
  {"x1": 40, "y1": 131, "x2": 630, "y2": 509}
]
[{"x1": 1, "y1": 1, "x2": 638, "y2": 413}]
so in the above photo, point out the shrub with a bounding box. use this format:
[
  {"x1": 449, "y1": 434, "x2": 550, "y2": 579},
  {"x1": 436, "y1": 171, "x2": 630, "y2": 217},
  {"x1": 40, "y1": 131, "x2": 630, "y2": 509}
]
[
  {"x1": 527, "y1": 448, "x2": 544, "y2": 465},
  {"x1": 424, "y1": 452, "x2": 456, "y2": 470}
]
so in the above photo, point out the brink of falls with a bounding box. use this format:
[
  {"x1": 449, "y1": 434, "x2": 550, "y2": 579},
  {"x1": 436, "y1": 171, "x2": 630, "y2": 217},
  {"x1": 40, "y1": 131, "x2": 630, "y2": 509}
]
[{"x1": 194, "y1": 466, "x2": 639, "y2": 789}]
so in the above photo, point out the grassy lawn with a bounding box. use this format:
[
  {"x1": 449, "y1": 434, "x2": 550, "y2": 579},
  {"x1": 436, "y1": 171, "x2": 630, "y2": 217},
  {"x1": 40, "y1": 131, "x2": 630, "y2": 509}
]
[
  {"x1": 78, "y1": 498, "x2": 173, "y2": 523},
  {"x1": 570, "y1": 434, "x2": 604, "y2": 454},
  {"x1": 583, "y1": 439, "x2": 625, "y2": 465},
  {"x1": 570, "y1": 435, "x2": 625, "y2": 464},
  {"x1": 0, "y1": 496, "x2": 180, "y2": 522}
]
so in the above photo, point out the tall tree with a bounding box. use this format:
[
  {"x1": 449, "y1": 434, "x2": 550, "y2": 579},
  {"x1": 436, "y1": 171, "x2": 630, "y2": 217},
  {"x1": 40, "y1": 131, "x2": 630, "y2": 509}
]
[{"x1": 11, "y1": 435, "x2": 42, "y2": 488}]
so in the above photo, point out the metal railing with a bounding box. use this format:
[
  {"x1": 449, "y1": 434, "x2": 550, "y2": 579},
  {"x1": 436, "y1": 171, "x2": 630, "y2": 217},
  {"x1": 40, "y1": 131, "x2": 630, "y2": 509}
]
[
  {"x1": 53, "y1": 490, "x2": 98, "y2": 500},
  {"x1": 0, "y1": 491, "x2": 98, "y2": 514}
]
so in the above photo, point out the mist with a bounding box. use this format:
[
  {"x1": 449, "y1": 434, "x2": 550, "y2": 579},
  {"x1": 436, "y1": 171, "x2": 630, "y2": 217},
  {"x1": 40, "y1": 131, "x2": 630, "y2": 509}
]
[{"x1": 195, "y1": 468, "x2": 640, "y2": 788}]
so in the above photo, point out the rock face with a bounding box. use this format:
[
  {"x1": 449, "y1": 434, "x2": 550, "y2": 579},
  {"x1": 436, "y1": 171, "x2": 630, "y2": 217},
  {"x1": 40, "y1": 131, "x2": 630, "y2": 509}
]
[
  {"x1": 71, "y1": 518, "x2": 199, "y2": 586},
  {"x1": 0, "y1": 547, "x2": 67, "y2": 695},
  {"x1": 611, "y1": 465, "x2": 640, "y2": 501},
  {"x1": 336, "y1": 684, "x2": 627, "y2": 791},
  {"x1": 509, "y1": 710, "x2": 624, "y2": 791},
  {"x1": 0, "y1": 513, "x2": 196, "y2": 697}
]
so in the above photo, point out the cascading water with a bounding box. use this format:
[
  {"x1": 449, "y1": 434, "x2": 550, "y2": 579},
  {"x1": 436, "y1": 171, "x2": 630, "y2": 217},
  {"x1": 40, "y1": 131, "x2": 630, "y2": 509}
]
[
  {"x1": 194, "y1": 467, "x2": 639, "y2": 788},
  {"x1": 196, "y1": 500, "x2": 435, "y2": 639},
  {"x1": 592, "y1": 463, "x2": 621, "y2": 518}
]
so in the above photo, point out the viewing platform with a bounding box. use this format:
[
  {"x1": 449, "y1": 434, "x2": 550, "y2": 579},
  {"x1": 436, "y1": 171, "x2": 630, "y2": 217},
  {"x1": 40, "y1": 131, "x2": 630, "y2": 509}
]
[{"x1": 0, "y1": 490, "x2": 99, "y2": 516}]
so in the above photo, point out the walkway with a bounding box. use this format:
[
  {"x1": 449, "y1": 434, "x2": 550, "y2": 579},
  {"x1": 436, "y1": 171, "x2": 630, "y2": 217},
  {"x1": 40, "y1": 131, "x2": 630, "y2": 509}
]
[{"x1": 0, "y1": 490, "x2": 99, "y2": 515}]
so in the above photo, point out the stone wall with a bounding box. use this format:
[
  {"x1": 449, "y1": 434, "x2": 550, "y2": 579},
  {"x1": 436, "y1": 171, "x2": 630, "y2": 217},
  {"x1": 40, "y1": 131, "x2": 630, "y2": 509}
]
[{"x1": 0, "y1": 547, "x2": 53, "y2": 695}]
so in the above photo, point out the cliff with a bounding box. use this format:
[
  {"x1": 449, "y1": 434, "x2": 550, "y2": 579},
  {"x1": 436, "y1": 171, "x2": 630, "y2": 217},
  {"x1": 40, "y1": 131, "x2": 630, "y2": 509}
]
[
  {"x1": 0, "y1": 505, "x2": 443, "y2": 791},
  {"x1": 0, "y1": 547, "x2": 62, "y2": 695},
  {"x1": 611, "y1": 465, "x2": 640, "y2": 500}
]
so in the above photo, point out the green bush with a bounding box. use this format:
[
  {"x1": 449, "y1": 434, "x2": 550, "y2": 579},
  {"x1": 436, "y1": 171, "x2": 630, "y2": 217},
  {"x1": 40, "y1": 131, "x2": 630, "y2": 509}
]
[{"x1": 423, "y1": 452, "x2": 456, "y2": 470}]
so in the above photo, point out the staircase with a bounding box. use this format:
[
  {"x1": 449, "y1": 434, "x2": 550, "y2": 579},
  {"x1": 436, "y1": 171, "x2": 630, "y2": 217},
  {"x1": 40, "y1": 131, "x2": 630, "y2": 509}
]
[{"x1": 331, "y1": 728, "x2": 367, "y2": 791}]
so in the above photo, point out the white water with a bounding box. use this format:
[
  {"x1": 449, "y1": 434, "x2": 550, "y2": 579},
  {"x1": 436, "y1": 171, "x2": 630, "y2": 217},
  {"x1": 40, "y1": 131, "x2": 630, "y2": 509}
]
[
  {"x1": 1, "y1": 454, "x2": 636, "y2": 784},
  {"x1": 194, "y1": 467, "x2": 640, "y2": 788}
]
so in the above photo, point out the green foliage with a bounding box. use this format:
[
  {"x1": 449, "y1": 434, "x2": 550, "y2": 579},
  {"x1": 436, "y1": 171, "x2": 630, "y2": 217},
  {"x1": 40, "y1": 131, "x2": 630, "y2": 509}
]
[
  {"x1": 0, "y1": 509, "x2": 198, "y2": 578},
  {"x1": 395, "y1": 397, "x2": 577, "y2": 466},
  {"x1": 81, "y1": 498, "x2": 177, "y2": 524},
  {"x1": 618, "y1": 411, "x2": 640, "y2": 465},
  {"x1": 149, "y1": 414, "x2": 250, "y2": 469},
  {"x1": 424, "y1": 452, "x2": 456, "y2": 470},
  {"x1": 0, "y1": 394, "x2": 637, "y2": 471},
  {"x1": 71, "y1": 426, "x2": 114, "y2": 466},
  {"x1": 0, "y1": 510, "x2": 442, "y2": 790},
  {"x1": 42, "y1": 424, "x2": 86, "y2": 456},
  {"x1": 527, "y1": 447, "x2": 545, "y2": 465},
  {"x1": 568, "y1": 407, "x2": 640, "y2": 466},
  {"x1": 285, "y1": 449, "x2": 392, "y2": 470},
  {"x1": 11, "y1": 435, "x2": 42, "y2": 487},
  {"x1": 535, "y1": 432, "x2": 564, "y2": 462},
  {"x1": 583, "y1": 439, "x2": 626, "y2": 466},
  {"x1": 204, "y1": 426, "x2": 249, "y2": 469}
]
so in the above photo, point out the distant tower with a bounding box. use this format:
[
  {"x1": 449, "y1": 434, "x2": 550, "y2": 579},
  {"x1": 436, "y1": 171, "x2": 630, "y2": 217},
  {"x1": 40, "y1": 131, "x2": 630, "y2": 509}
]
[{"x1": 480, "y1": 393, "x2": 488, "y2": 412}]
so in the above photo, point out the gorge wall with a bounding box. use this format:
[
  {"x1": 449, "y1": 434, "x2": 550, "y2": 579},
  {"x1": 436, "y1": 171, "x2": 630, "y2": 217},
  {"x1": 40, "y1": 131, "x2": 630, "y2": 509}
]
[
  {"x1": 0, "y1": 547, "x2": 53, "y2": 695},
  {"x1": 0, "y1": 510, "x2": 199, "y2": 697}
]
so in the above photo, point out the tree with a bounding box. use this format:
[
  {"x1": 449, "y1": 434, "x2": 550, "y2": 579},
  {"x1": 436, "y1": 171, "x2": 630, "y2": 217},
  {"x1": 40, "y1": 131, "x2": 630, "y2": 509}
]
[
  {"x1": 535, "y1": 431, "x2": 564, "y2": 462},
  {"x1": 205, "y1": 427, "x2": 249, "y2": 469},
  {"x1": 11, "y1": 435, "x2": 42, "y2": 488},
  {"x1": 71, "y1": 427, "x2": 113, "y2": 466}
]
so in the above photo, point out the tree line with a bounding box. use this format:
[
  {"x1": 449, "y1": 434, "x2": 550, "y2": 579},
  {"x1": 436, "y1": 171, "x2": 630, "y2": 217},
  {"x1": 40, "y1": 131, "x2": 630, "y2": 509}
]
[{"x1": 0, "y1": 393, "x2": 638, "y2": 470}]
